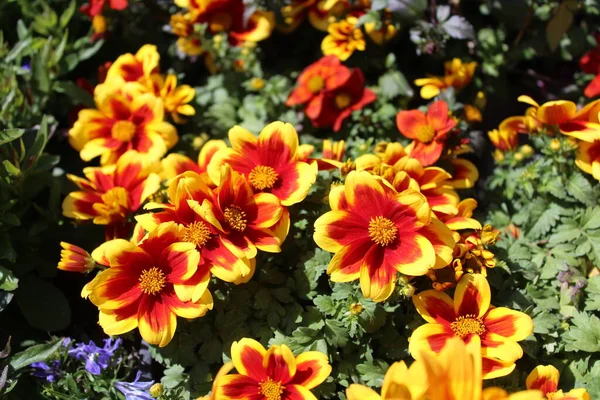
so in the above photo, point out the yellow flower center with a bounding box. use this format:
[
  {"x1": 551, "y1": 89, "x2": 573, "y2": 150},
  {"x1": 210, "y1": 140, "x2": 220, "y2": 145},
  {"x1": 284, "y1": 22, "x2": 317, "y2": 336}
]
[
  {"x1": 111, "y1": 120, "x2": 137, "y2": 142},
  {"x1": 450, "y1": 314, "x2": 486, "y2": 338},
  {"x1": 250, "y1": 77, "x2": 265, "y2": 90},
  {"x1": 335, "y1": 93, "x2": 352, "y2": 109},
  {"x1": 248, "y1": 165, "x2": 279, "y2": 190},
  {"x1": 368, "y1": 216, "x2": 397, "y2": 246},
  {"x1": 349, "y1": 303, "x2": 364, "y2": 315},
  {"x1": 99, "y1": 187, "x2": 129, "y2": 217},
  {"x1": 415, "y1": 124, "x2": 436, "y2": 143},
  {"x1": 224, "y1": 205, "x2": 247, "y2": 232},
  {"x1": 209, "y1": 12, "x2": 232, "y2": 33},
  {"x1": 183, "y1": 221, "x2": 212, "y2": 248},
  {"x1": 259, "y1": 378, "x2": 284, "y2": 400},
  {"x1": 138, "y1": 267, "x2": 166, "y2": 295},
  {"x1": 308, "y1": 76, "x2": 325, "y2": 93}
]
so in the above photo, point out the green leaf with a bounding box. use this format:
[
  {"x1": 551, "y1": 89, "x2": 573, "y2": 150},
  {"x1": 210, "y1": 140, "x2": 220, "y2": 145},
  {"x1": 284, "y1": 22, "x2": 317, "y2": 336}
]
[
  {"x1": 355, "y1": 360, "x2": 389, "y2": 387},
  {"x1": 5, "y1": 38, "x2": 32, "y2": 62},
  {"x1": 0, "y1": 234, "x2": 16, "y2": 263},
  {"x1": 563, "y1": 311, "x2": 600, "y2": 352},
  {"x1": 566, "y1": 172, "x2": 595, "y2": 206},
  {"x1": 585, "y1": 276, "x2": 600, "y2": 311},
  {"x1": 0, "y1": 266, "x2": 18, "y2": 291},
  {"x1": 26, "y1": 116, "x2": 49, "y2": 162},
  {"x1": 323, "y1": 319, "x2": 348, "y2": 347},
  {"x1": 378, "y1": 70, "x2": 413, "y2": 99},
  {"x1": 527, "y1": 204, "x2": 564, "y2": 240},
  {"x1": 16, "y1": 275, "x2": 71, "y2": 332},
  {"x1": 54, "y1": 81, "x2": 94, "y2": 107},
  {"x1": 59, "y1": 0, "x2": 76, "y2": 28},
  {"x1": 0, "y1": 129, "x2": 25, "y2": 146},
  {"x1": 9, "y1": 338, "x2": 63, "y2": 371},
  {"x1": 161, "y1": 364, "x2": 186, "y2": 389}
]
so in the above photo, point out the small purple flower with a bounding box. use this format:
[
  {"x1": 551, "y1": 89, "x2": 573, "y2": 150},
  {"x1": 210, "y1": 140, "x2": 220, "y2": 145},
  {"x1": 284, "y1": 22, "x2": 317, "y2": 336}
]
[
  {"x1": 68, "y1": 338, "x2": 122, "y2": 375},
  {"x1": 31, "y1": 360, "x2": 61, "y2": 382},
  {"x1": 114, "y1": 371, "x2": 154, "y2": 400}
]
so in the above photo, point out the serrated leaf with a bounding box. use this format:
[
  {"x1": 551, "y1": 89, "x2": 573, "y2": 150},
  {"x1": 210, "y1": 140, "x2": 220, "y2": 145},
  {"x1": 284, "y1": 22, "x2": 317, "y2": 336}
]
[
  {"x1": 527, "y1": 204, "x2": 564, "y2": 240},
  {"x1": 567, "y1": 172, "x2": 595, "y2": 206},
  {"x1": 585, "y1": 276, "x2": 600, "y2": 311},
  {"x1": 563, "y1": 311, "x2": 600, "y2": 352}
]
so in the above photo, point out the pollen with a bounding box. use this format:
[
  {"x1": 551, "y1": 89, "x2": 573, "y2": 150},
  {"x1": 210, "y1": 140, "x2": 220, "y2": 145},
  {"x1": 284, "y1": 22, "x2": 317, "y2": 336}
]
[
  {"x1": 248, "y1": 165, "x2": 279, "y2": 190},
  {"x1": 111, "y1": 120, "x2": 137, "y2": 142},
  {"x1": 415, "y1": 124, "x2": 436, "y2": 143},
  {"x1": 450, "y1": 314, "x2": 486, "y2": 338},
  {"x1": 308, "y1": 75, "x2": 325, "y2": 93},
  {"x1": 183, "y1": 221, "x2": 212, "y2": 248},
  {"x1": 138, "y1": 267, "x2": 166, "y2": 295},
  {"x1": 334, "y1": 93, "x2": 352, "y2": 109},
  {"x1": 258, "y1": 377, "x2": 284, "y2": 400},
  {"x1": 368, "y1": 216, "x2": 398, "y2": 246},
  {"x1": 224, "y1": 205, "x2": 247, "y2": 232}
]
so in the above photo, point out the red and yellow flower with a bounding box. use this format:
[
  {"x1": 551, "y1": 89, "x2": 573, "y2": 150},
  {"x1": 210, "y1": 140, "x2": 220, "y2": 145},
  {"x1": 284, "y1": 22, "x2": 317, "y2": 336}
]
[
  {"x1": 80, "y1": 0, "x2": 128, "y2": 17},
  {"x1": 307, "y1": 68, "x2": 376, "y2": 131},
  {"x1": 415, "y1": 58, "x2": 477, "y2": 99},
  {"x1": 62, "y1": 151, "x2": 161, "y2": 237},
  {"x1": 174, "y1": 0, "x2": 274, "y2": 46},
  {"x1": 314, "y1": 171, "x2": 454, "y2": 302},
  {"x1": 69, "y1": 83, "x2": 178, "y2": 165},
  {"x1": 444, "y1": 157, "x2": 479, "y2": 189},
  {"x1": 321, "y1": 16, "x2": 365, "y2": 61},
  {"x1": 84, "y1": 222, "x2": 213, "y2": 347},
  {"x1": 57, "y1": 242, "x2": 96, "y2": 273},
  {"x1": 151, "y1": 74, "x2": 196, "y2": 123},
  {"x1": 576, "y1": 139, "x2": 600, "y2": 181},
  {"x1": 526, "y1": 365, "x2": 590, "y2": 400},
  {"x1": 207, "y1": 122, "x2": 318, "y2": 206},
  {"x1": 409, "y1": 274, "x2": 533, "y2": 379},
  {"x1": 136, "y1": 171, "x2": 256, "y2": 284},
  {"x1": 161, "y1": 139, "x2": 227, "y2": 183},
  {"x1": 488, "y1": 116, "x2": 525, "y2": 156},
  {"x1": 104, "y1": 44, "x2": 160, "y2": 84},
  {"x1": 280, "y1": 0, "x2": 348, "y2": 32},
  {"x1": 213, "y1": 338, "x2": 331, "y2": 400},
  {"x1": 346, "y1": 361, "x2": 427, "y2": 400},
  {"x1": 517, "y1": 96, "x2": 600, "y2": 142},
  {"x1": 396, "y1": 100, "x2": 457, "y2": 166},
  {"x1": 581, "y1": 34, "x2": 600, "y2": 98},
  {"x1": 286, "y1": 56, "x2": 351, "y2": 111},
  {"x1": 202, "y1": 164, "x2": 287, "y2": 258}
]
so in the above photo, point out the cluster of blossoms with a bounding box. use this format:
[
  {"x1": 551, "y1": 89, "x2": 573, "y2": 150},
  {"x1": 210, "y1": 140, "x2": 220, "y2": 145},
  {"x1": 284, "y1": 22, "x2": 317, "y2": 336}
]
[
  {"x1": 487, "y1": 94, "x2": 600, "y2": 182},
  {"x1": 203, "y1": 335, "x2": 589, "y2": 400}
]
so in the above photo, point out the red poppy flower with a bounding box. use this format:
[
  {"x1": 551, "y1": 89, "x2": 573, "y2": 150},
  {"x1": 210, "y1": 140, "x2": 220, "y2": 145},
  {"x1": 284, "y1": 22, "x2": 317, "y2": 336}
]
[
  {"x1": 396, "y1": 100, "x2": 457, "y2": 166},
  {"x1": 308, "y1": 68, "x2": 376, "y2": 132}
]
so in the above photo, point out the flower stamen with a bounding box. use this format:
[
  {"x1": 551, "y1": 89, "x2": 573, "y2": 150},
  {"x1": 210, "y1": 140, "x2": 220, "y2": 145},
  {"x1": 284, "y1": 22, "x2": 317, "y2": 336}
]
[
  {"x1": 258, "y1": 377, "x2": 284, "y2": 400},
  {"x1": 415, "y1": 125, "x2": 436, "y2": 143},
  {"x1": 450, "y1": 314, "x2": 486, "y2": 338},
  {"x1": 368, "y1": 216, "x2": 398, "y2": 246},
  {"x1": 248, "y1": 165, "x2": 279, "y2": 190},
  {"x1": 224, "y1": 205, "x2": 247, "y2": 232},
  {"x1": 111, "y1": 120, "x2": 137, "y2": 142},
  {"x1": 139, "y1": 267, "x2": 166, "y2": 295},
  {"x1": 183, "y1": 221, "x2": 212, "y2": 248}
]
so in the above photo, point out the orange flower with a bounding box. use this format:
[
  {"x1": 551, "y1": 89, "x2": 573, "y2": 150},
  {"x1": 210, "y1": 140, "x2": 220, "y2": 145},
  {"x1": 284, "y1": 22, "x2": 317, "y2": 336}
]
[
  {"x1": 518, "y1": 96, "x2": 600, "y2": 142},
  {"x1": 201, "y1": 164, "x2": 287, "y2": 258},
  {"x1": 207, "y1": 122, "x2": 318, "y2": 206},
  {"x1": 321, "y1": 16, "x2": 365, "y2": 61},
  {"x1": 62, "y1": 151, "x2": 161, "y2": 236},
  {"x1": 396, "y1": 100, "x2": 457, "y2": 166},
  {"x1": 526, "y1": 365, "x2": 590, "y2": 400},
  {"x1": 69, "y1": 83, "x2": 178, "y2": 165},
  {"x1": 175, "y1": 0, "x2": 274, "y2": 45},
  {"x1": 136, "y1": 171, "x2": 255, "y2": 284},
  {"x1": 84, "y1": 222, "x2": 213, "y2": 347},
  {"x1": 445, "y1": 157, "x2": 479, "y2": 189},
  {"x1": 213, "y1": 338, "x2": 331, "y2": 400},
  {"x1": 415, "y1": 58, "x2": 477, "y2": 99},
  {"x1": 286, "y1": 56, "x2": 351, "y2": 110},
  {"x1": 161, "y1": 139, "x2": 227, "y2": 183},
  {"x1": 313, "y1": 171, "x2": 454, "y2": 302},
  {"x1": 439, "y1": 198, "x2": 482, "y2": 231},
  {"x1": 280, "y1": 0, "x2": 347, "y2": 31},
  {"x1": 409, "y1": 274, "x2": 533, "y2": 379},
  {"x1": 57, "y1": 242, "x2": 96, "y2": 273}
]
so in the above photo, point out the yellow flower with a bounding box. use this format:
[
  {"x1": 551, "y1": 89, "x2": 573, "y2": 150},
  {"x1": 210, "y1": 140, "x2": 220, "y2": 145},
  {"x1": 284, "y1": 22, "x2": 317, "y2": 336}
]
[
  {"x1": 321, "y1": 16, "x2": 366, "y2": 61},
  {"x1": 151, "y1": 74, "x2": 196, "y2": 124},
  {"x1": 526, "y1": 365, "x2": 590, "y2": 400},
  {"x1": 250, "y1": 77, "x2": 266, "y2": 90},
  {"x1": 464, "y1": 104, "x2": 483, "y2": 123},
  {"x1": 346, "y1": 361, "x2": 427, "y2": 400},
  {"x1": 364, "y1": 20, "x2": 397, "y2": 46},
  {"x1": 415, "y1": 58, "x2": 477, "y2": 99}
]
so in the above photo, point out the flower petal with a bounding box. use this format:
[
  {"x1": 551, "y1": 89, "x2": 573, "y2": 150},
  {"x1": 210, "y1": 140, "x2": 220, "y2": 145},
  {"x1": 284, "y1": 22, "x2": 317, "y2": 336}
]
[
  {"x1": 327, "y1": 239, "x2": 373, "y2": 283},
  {"x1": 231, "y1": 338, "x2": 268, "y2": 382},
  {"x1": 413, "y1": 289, "x2": 456, "y2": 324},
  {"x1": 290, "y1": 352, "x2": 332, "y2": 389},
  {"x1": 454, "y1": 274, "x2": 491, "y2": 318},
  {"x1": 483, "y1": 307, "x2": 533, "y2": 342},
  {"x1": 137, "y1": 294, "x2": 177, "y2": 347},
  {"x1": 264, "y1": 344, "x2": 296, "y2": 384},
  {"x1": 525, "y1": 365, "x2": 559, "y2": 394},
  {"x1": 408, "y1": 323, "x2": 454, "y2": 357}
]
